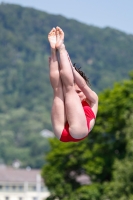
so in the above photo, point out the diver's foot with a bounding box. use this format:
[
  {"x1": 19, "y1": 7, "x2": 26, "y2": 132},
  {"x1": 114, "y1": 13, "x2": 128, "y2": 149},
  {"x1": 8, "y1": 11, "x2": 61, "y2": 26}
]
[
  {"x1": 55, "y1": 26, "x2": 65, "y2": 50},
  {"x1": 48, "y1": 28, "x2": 56, "y2": 49}
]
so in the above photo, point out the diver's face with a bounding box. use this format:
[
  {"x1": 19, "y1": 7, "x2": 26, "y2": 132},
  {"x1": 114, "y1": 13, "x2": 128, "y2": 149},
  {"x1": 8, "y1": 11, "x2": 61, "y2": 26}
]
[{"x1": 74, "y1": 84, "x2": 86, "y2": 101}]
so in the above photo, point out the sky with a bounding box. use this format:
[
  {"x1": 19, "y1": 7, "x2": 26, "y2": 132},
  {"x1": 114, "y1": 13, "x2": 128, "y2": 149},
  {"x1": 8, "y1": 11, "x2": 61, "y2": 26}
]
[{"x1": 0, "y1": 0, "x2": 133, "y2": 35}]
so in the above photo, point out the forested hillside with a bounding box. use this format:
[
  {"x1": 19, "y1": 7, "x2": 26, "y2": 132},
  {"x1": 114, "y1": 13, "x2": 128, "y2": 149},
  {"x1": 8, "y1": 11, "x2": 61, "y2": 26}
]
[{"x1": 0, "y1": 3, "x2": 133, "y2": 168}]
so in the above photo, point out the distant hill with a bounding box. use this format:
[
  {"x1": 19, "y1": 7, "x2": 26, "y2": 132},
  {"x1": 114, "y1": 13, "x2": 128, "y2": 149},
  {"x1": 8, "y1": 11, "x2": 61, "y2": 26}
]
[{"x1": 0, "y1": 3, "x2": 133, "y2": 168}]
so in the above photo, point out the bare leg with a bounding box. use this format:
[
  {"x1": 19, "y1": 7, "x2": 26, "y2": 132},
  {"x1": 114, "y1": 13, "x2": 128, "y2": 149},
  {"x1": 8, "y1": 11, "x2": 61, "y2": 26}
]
[
  {"x1": 48, "y1": 28, "x2": 66, "y2": 139},
  {"x1": 56, "y1": 27, "x2": 88, "y2": 139}
]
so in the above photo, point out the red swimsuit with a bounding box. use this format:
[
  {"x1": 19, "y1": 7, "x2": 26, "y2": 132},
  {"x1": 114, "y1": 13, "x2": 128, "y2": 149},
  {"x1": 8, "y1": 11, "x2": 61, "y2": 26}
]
[{"x1": 60, "y1": 101, "x2": 96, "y2": 142}]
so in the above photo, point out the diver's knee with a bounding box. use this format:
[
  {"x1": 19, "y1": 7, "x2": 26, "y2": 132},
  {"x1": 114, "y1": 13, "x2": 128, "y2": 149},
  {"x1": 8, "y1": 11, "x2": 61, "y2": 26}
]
[{"x1": 69, "y1": 126, "x2": 88, "y2": 139}]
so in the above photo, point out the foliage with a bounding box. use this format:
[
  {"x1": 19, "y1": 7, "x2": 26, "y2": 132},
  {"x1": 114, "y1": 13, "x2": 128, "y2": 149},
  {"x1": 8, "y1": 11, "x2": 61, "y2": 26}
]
[
  {"x1": 42, "y1": 74, "x2": 133, "y2": 199},
  {"x1": 102, "y1": 112, "x2": 133, "y2": 200}
]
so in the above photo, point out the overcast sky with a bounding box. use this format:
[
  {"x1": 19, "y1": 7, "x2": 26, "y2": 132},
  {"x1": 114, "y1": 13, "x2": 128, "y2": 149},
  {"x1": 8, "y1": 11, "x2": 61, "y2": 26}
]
[{"x1": 0, "y1": 0, "x2": 133, "y2": 35}]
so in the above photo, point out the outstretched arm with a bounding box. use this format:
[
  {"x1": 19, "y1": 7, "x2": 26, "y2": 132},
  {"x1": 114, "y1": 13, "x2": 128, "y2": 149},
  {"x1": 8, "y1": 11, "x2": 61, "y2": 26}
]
[{"x1": 67, "y1": 53, "x2": 98, "y2": 116}]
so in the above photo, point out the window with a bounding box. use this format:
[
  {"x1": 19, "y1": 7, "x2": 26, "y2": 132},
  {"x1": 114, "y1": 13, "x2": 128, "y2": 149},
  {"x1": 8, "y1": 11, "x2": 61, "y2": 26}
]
[
  {"x1": 29, "y1": 185, "x2": 36, "y2": 191},
  {"x1": 5, "y1": 185, "x2": 10, "y2": 191},
  {"x1": 41, "y1": 185, "x2": 48, "y2": 191},
  {"x1": 32, "y1": 186, "x2": 36, "y2": 191},
  {"x1": 18, "y1": 185, "x2": 24, "y2": 191},
  {"x1": 12, "y1": 185, "x2": 16, "y2": 190},
  {"x1": 33, "y1": 198, "x2": 37, "y2": 200},
  {"x1": 0, "y1": 185, "x2": 2, "y2": 190}
]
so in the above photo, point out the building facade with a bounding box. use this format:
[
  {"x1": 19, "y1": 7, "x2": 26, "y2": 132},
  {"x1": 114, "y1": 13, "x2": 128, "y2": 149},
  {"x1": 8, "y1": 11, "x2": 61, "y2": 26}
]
[{"x1": 0, "y1": 165, "x2": 50, "y2": 200}]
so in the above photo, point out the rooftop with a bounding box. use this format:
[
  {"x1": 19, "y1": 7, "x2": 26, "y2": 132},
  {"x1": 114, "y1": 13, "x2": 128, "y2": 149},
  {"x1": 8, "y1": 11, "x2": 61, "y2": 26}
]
[{"x1": 0, "y1": 165, "x2": 43, "y2": 183}]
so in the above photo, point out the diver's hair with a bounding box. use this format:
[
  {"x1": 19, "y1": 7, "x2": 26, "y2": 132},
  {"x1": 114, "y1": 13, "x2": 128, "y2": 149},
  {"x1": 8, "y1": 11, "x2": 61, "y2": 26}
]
[{"x1": 73, "y1": 63, "x2": 91, "y2": 86}]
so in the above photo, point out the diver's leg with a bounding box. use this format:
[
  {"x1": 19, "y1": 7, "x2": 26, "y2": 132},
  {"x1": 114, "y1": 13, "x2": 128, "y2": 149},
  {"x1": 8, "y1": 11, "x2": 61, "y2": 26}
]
[
  {"x1": 56, "y1": 27, "x2": 88, "y2": 139},
  {"x1": 48, "y1": 28, "x2": 66, "y2": 139}
]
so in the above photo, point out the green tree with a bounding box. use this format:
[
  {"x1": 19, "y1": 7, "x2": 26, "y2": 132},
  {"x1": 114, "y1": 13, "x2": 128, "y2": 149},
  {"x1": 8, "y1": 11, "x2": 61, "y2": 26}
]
[
  {"x1": 42, "y1": 72, "x2": 133, "y2": 199},
  {"x1": 102, "y1": 106, "x2": 133, "y2": 199}
]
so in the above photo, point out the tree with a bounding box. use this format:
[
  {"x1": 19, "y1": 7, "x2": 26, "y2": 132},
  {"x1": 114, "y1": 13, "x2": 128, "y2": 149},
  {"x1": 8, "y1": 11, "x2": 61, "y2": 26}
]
[
  {"x1": 42, "y1": 72, "x2": 133, "y2": 199},
  {"x1": 102, "y1": 112, "x2": 133, "y2": 200}
]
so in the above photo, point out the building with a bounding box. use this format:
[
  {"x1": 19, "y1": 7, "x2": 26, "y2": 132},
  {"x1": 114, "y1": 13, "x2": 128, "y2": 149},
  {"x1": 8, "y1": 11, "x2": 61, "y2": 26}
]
[{"x1": 0, "y1": 165, "x2": 50, "y2": 200}]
